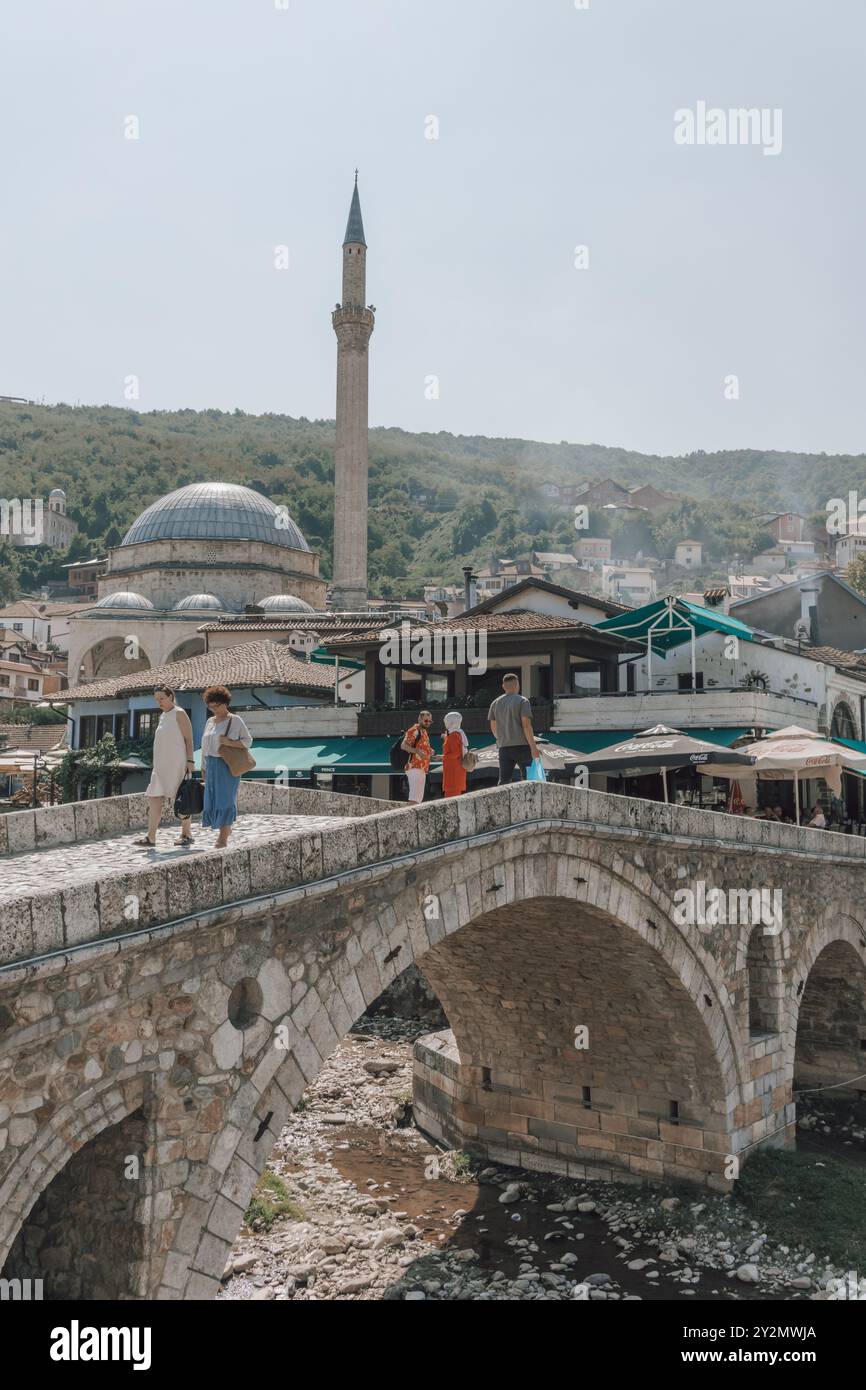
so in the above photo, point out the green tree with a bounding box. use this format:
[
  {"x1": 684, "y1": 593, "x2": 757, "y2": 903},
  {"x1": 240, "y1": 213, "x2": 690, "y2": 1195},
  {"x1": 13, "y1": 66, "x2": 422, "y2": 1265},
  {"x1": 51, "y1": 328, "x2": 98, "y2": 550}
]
[
  {"x1": 845, "y1": 554, "x2": 866, "y2": 598},
  {"x1": 452, "y1": 499, "x2": 497, "y2": 555},
  {"x1": 0, "y1": 541, "x2": 21, "y2": 602}
]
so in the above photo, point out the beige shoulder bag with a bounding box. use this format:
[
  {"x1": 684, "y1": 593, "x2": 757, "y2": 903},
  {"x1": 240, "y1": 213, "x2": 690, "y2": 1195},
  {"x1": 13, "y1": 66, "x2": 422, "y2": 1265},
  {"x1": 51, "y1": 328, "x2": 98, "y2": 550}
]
[{"x1": 219, "y1": 716, "x2": 257, "y2": 777}]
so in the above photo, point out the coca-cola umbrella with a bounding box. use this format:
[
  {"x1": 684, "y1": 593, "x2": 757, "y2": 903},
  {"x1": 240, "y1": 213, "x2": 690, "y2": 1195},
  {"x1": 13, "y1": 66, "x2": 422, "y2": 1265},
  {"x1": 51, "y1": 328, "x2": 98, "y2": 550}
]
[
  {"x1": 471, "y1": 738, "x2": 577, "y2": 775},
  {"x1": 700, "y1": 724, "x2": 866, "y2": 824},
  {"x1": 564, "y1": 724, "x2": 756, "y2": 802},
  {"x1": 428, "y1": 738, "x2": 576, "y2": 778}
]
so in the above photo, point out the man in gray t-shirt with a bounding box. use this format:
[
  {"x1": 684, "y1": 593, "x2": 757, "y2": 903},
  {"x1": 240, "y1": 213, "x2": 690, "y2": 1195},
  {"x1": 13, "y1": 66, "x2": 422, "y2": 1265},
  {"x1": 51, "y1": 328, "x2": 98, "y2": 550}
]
[{"x1": 488, "y1": 673, "x2": 539, "y2": 785}]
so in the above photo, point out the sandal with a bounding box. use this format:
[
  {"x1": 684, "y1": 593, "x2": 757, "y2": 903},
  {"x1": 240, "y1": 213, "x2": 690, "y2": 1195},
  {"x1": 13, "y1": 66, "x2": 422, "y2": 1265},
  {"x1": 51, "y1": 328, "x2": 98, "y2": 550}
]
[
  {"x1": 133, "y1": 836, "x2": 156, "y2": 847},
  {"x1": 175, "y1": 836, "x2": 194, "y2": 846}
]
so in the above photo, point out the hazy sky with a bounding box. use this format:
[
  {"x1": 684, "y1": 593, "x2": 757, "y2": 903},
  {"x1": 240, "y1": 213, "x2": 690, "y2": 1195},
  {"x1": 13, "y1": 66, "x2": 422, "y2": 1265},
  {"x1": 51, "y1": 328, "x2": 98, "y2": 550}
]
[{"x1": 2, "y1": 0, "x2": 863, "y2": 457}]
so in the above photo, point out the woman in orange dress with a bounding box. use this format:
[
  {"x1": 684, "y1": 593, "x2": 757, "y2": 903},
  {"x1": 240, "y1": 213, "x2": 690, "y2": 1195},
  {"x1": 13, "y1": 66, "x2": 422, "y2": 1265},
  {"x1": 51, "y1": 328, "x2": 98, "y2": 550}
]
[{"x1": 442, "y1": 710, "x2": 468, "y2": 798}]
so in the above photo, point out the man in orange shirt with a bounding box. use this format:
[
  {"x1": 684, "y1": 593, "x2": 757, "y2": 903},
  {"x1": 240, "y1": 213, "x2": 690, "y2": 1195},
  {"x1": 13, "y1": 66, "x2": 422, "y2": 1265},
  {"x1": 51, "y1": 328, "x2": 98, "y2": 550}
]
[{"x1": 401, "y1": 709, "x2": 433, "y2": 804}]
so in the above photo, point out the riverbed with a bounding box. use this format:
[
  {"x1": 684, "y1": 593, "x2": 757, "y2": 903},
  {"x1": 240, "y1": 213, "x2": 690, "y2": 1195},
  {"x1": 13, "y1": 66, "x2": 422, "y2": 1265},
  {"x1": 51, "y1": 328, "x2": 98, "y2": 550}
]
[{"x1": 217, "y1": 1021, "x2": 861, "y2": 1302}]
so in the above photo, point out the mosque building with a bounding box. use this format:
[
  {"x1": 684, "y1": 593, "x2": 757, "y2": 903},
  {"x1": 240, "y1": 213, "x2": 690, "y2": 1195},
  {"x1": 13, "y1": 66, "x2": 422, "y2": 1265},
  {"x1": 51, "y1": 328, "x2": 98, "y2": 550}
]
[{"x1": 67, "y1": 176, "x2": 373, "y2": 685}]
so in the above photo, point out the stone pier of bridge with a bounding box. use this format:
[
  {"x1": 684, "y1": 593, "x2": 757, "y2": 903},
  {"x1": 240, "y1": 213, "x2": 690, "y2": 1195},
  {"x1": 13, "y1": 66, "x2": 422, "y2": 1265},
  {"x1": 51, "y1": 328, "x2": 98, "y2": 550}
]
[{"x1": 0, "y1": 780, "x2": 865, "y2": 1299}]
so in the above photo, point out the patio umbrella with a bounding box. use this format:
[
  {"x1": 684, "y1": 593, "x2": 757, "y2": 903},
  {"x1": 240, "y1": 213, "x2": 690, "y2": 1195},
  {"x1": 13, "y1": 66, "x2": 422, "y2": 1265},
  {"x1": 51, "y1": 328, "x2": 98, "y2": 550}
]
[
  {"x1": 564, "y1": 724, "x2": 756, "y2": 802},
  {"x1": 428, "y1": 738, "x2": 576, "y2": 778},
  {"x1": 471, "y1": 738, "x2": 578, "y2": 775},
  {"x1": 701, "y1": 724, "x2": 866, "y2": 824}
]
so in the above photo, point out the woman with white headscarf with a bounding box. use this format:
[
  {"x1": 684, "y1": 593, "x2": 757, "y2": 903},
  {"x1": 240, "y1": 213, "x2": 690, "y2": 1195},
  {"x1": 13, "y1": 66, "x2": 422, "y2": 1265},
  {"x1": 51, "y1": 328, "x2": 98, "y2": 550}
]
[{"x1": 442, "y1": 710, "x2": 468, "y2": 798}]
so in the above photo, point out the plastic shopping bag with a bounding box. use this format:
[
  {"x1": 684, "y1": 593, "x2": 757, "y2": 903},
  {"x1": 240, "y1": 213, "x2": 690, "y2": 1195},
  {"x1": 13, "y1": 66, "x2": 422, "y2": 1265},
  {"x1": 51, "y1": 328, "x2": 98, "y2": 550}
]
[{"x1": 527, "y1": 757, "x2": 547, "y2": 782}]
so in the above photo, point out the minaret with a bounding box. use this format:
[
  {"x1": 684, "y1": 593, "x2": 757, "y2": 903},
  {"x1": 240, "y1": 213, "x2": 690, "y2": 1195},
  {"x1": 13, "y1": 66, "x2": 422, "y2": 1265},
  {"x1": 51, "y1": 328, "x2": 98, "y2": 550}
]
[{"x1": 331, "y1": 172, "x2": 375, "y2": 611}]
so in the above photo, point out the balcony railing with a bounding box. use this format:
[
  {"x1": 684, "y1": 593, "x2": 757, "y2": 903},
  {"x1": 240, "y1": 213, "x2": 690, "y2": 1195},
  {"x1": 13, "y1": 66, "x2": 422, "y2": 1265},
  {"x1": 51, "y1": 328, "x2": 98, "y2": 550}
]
[
  {"x1": 357, "y1": 704, "x2": 554, "y2": 737},
  {"x1": 555, "y1": 686, "x2": 819, "y2": 733}
]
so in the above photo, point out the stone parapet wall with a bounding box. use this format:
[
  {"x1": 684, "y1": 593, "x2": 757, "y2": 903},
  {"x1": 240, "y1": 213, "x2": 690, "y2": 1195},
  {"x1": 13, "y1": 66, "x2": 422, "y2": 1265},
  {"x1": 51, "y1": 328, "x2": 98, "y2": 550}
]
[
  {"x1": 0, "y1": 782, "x2": 397, "y2": 860},
  {"x1": 1, "y1": 784, "x2": 865, "y2": 975}
]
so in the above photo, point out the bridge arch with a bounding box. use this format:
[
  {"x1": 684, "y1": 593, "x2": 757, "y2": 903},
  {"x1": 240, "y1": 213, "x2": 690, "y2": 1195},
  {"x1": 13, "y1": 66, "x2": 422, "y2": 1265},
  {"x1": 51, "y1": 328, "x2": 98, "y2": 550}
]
[
  {"x1": 157, "y1": 838, "x2": 750, "y2": 1297},
  {"x1": 0, "y1": 1073, "x2": 152, "y2": 1297},
  {"x1": 792, "y1": 913, "x2": 866, "y2": 1100}
]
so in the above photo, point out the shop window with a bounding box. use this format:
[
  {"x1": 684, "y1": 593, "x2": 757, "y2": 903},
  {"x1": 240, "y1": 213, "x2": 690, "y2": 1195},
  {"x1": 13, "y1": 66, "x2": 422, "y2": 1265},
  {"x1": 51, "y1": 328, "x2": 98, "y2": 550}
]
[{"x1": 135, "y1": 710, "x2": 158, "y2": 738}]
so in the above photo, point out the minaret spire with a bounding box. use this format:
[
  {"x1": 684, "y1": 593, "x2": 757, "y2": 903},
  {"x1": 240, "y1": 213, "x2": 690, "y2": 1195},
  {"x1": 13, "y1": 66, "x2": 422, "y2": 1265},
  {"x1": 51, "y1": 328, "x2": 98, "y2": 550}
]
[
  {"x1": 343, "y1": 175, "x2": 367, "y2": 250},
  {"x1": 331, "y1": 174, "x2": 375, "y2": 610}
]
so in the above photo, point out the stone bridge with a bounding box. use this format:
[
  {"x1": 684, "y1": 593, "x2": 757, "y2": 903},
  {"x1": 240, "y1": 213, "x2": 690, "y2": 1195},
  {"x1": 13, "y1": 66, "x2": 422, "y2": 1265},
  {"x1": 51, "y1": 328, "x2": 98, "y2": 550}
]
[{"x1": 1, "y1": 781, "x2": 865, "y2": 1300}]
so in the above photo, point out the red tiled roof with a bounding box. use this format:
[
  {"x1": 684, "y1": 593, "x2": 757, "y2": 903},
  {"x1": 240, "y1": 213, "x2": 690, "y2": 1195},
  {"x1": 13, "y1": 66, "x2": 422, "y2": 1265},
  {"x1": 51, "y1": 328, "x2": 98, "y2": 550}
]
[
  {"x1": 63, "y1": 640, "x2": 338, "y2": 702},
  {"x1": 324, "y1": 608, "x2": 642, "y2": 650}
]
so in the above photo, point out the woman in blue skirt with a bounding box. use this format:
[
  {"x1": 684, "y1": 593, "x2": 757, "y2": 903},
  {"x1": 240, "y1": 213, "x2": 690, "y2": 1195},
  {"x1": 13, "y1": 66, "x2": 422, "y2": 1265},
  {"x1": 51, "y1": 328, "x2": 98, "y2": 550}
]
[{"x1": 200, "y1": 685, "x2": 253, "y2": 848}]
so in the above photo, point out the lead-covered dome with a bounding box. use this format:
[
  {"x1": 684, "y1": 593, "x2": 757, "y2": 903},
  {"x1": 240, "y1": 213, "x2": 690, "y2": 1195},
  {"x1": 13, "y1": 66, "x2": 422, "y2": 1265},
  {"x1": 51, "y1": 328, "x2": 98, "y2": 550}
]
[
  {"x1": 93, "y1": 591, "x2": 154, "y2": 610},
  {"x1": 173, "y1": 593, "x2": 225, "y2": 611},
  {"x1": 258, "y1": 594, "x2": 316, "y2": 613},
  {"x1": 121, "y1": 482, "x2": 309, "y2": 552}
]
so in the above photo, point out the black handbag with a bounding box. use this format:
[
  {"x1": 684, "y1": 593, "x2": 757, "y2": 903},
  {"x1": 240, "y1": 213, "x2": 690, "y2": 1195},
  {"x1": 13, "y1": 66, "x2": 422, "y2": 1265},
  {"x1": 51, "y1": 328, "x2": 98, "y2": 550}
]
[{"x1": 174, "y1": 775, "x2": 204, "y2": 818}]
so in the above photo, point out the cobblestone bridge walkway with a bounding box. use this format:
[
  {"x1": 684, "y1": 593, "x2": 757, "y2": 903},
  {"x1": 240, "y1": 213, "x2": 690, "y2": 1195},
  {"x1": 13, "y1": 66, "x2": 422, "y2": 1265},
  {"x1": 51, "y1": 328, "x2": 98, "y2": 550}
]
[{"x1": 0, "y1": 813, "x2": 355, "y2": 906}]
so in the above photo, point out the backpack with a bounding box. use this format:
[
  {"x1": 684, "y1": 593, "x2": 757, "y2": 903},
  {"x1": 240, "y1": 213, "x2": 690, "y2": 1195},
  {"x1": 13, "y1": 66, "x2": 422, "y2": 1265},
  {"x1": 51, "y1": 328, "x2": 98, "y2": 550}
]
[{"x1": 389, "y1": 726, "x2": 422, "y2": 771}]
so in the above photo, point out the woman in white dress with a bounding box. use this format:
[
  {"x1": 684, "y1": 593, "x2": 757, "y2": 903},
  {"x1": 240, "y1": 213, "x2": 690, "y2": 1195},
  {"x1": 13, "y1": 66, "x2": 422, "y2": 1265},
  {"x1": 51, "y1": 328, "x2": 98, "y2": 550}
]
[{"x1": 134, "y1": 686, "x2": 195, "y2": 848}]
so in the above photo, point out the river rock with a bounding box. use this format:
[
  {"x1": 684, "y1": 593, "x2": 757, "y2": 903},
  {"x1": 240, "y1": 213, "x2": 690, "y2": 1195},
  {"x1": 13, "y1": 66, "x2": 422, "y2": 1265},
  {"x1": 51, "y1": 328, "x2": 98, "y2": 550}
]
[
  {"x1": 372, "y1": 1228, "x2": 404, "y2": 1249},
  {"x1": 363, "y1": 1060, "x2": 401, "y2": 1075},
  {"x1": 341, "y1": 1275, "x2": 374, "y2": 1294},
  {"x1": 736, "y1": 1264, "x2": 759, "y2": 1284},
  {"x1": 499, "y1": 1183, "x2": 522, "y2": 1204}
]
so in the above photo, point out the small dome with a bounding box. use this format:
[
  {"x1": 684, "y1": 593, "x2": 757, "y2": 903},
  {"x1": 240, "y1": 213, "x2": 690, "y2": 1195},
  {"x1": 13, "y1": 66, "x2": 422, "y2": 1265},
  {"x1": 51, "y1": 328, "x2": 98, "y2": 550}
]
[
  {"x1": 258, "y1": 594, "x2": 316, "y2": 613},
  {"x1": 173, "y1": 593, "x2": 224, "y2": 611},
  {"x1": 49, "y1": 487, "x2": 66, "y2": 497},
  {"x1": 121, "y1": 482, "x2": 309, "y2": 552},
  {"x1": 94, "y1": 590, "x2": 154, "y2": 610}
]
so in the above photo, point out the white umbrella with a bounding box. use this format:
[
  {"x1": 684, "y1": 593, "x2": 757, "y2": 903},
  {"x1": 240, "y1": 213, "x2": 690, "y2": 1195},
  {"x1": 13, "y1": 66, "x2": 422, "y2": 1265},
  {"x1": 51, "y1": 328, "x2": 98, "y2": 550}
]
[
  {"x1": 428, "y1": 739, "x2": 576, "y2": 778},
  {"x1": 471, "y1": 738, "x2": 577, "y2": 774},
  {"x1": 701, "y1": 725, "x2": 866, "y2": 824}
]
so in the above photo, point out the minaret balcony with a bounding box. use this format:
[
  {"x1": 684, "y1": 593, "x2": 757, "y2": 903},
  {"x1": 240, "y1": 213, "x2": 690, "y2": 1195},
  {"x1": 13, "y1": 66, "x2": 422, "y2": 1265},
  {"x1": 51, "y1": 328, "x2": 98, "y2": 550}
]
[{"x1": 332, "y1": 304, "x2": 375, "y2": 330}]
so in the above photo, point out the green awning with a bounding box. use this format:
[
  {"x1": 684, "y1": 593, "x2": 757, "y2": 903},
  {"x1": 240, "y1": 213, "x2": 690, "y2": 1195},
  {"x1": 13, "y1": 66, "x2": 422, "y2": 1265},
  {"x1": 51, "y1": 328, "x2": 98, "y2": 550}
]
[
  {"x1": 594, "y1": 598, "x2": 757, "y2": 656},
  {"x1": 834, "y1": 736, "x2": 866, "y2": 779},
  {"x1": 195, "y1": 733, "x2": 496, "y2": 778},
  {"x1": 309, "y1": 647, "x2": 364, "y2": 671},
  {"x1": 549, "y1": 727, "x2": 752, "y2": 754}
]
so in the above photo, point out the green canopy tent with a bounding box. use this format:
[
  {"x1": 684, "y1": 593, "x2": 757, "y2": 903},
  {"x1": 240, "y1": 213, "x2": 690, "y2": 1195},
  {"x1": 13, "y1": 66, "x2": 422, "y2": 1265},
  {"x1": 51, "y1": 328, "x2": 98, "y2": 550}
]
[{"x1": 593, "y1": 595, "x2": 758, "y2": 692}]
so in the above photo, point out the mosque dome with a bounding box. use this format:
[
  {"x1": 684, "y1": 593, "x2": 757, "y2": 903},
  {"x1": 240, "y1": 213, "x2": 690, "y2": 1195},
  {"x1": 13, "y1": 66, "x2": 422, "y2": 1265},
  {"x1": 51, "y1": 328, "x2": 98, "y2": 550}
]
[
  {"x1": 258, "y1": 594, "x2": 316, "y2": 613},
  {"x1": 121, "y1": 482, "x2": 309, "y2": 552},
  {"x1": 173, "y1": 593, "x2": 225, "y2": 611},
  {"x1": 93, "y1": 591, "x2": 154, "y2": 610}
]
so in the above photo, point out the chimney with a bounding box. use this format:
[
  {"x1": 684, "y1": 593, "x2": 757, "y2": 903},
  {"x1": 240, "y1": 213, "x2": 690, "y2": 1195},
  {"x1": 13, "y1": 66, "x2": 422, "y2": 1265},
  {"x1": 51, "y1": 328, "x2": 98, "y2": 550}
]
[
  {"x1": 800, "y1": 585, "x2": 819, "y2": 643},
  {"x1": 462, "y1": 565, "x2": 477, "y2": 612}
]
